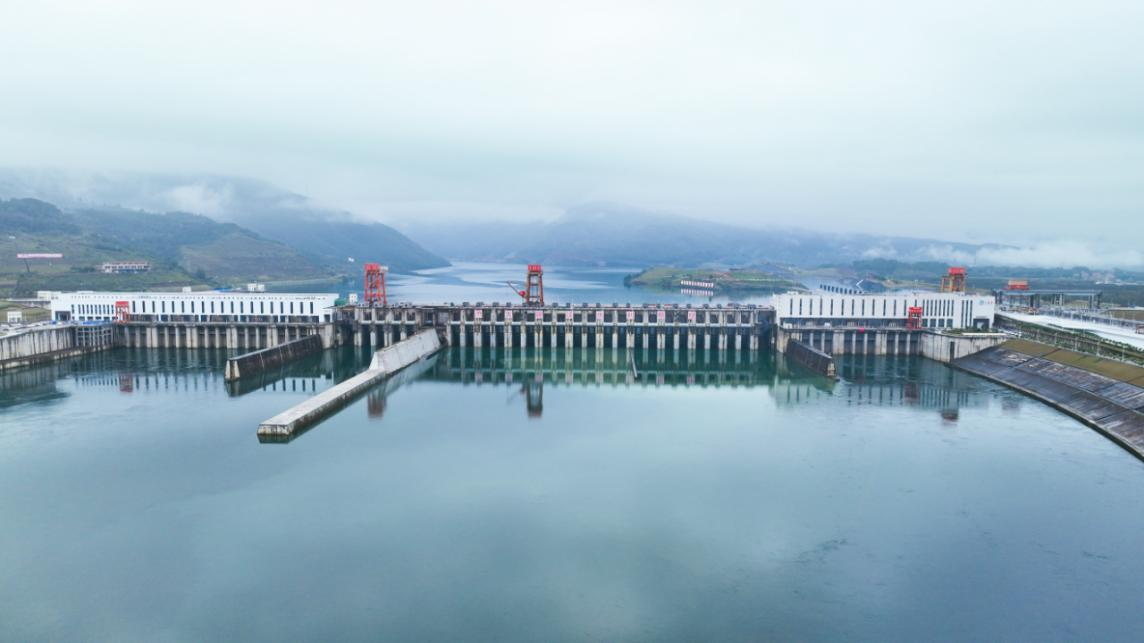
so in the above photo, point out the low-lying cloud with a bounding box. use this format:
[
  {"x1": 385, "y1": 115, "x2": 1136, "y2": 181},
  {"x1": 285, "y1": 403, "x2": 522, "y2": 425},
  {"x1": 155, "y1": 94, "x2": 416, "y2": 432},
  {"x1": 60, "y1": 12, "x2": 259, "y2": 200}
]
[{"x1": 916, "y1": 241, "x2": 1143, "y2": 270}]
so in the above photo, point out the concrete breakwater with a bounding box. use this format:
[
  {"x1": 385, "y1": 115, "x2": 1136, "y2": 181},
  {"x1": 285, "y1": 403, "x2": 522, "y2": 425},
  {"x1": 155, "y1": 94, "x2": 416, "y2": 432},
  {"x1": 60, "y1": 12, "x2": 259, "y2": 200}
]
[
  {"x1": 224, "y1": 335, "x2": 323, "y2": 381},
  {"x1": 257, "y1": 330, "x2": 442, "y2": 440},
  {"x1": 952, "y1": 339, "x2": 1144, "y2": 460}
]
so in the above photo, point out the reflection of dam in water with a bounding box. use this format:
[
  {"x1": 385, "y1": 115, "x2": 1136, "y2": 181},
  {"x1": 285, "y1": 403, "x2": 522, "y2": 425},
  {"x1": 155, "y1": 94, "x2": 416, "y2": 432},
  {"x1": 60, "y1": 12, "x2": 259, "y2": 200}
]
[
  {"x1": 770, "y1": 353, "x2": 994, "y2": 421},
  {"x1": 432, "y1": 347, "x2": 773, "y2": 388},
  {"x1": 3, "y1": 346, "x2": 1007, "y2": 426}
]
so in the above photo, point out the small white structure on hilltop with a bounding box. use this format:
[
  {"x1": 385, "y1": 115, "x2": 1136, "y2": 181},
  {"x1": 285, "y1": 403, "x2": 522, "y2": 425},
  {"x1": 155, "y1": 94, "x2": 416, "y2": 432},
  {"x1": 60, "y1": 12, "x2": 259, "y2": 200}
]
[
  {"x1": 100, "y1": 261, "x2": 150, "y2": 274},
  {"x1": 347, "y1": 293, "x2": 360, "y2": 305},
  {"x1": 6, "y1": 310, "x2": 23, "y2": 323},
  {"x1": 246, "y1": 283, "x2": 266, "y2": 292}
]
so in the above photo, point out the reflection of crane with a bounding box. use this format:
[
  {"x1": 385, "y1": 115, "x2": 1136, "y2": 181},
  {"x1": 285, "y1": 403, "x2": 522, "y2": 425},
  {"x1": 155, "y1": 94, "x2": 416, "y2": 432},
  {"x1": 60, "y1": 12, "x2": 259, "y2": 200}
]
[
  {"x1": 505, "y1": 264, "x2": 544, "y2": 305},
  {"x1": 525, "y1": 377, "x2": 543, "y2": 418},
  {"x1": 505, "y1": 378, "x2": 543, "y2": 418}
]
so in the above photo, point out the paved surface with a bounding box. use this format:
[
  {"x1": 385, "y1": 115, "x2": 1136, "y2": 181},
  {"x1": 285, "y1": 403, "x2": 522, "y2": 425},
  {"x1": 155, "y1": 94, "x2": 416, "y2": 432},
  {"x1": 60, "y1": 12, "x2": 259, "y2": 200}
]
[{"x1": 1004, "y1": 311, "x2": 1144, "y2": 350}]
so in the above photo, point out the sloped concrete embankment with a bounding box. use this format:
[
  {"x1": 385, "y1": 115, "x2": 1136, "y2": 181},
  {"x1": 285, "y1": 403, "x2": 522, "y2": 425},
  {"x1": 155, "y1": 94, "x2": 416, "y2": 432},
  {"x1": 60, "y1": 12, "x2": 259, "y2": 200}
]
[{"x1": 952, "y1": 339, "x2": 1144, "y2": 460}]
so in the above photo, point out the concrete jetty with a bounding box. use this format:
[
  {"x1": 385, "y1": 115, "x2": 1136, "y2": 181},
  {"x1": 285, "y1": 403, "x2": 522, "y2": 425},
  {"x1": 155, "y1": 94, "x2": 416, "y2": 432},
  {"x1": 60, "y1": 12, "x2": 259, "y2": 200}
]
[{"x1": 256, "y1": 330, "x2": 442, "y2": 440}]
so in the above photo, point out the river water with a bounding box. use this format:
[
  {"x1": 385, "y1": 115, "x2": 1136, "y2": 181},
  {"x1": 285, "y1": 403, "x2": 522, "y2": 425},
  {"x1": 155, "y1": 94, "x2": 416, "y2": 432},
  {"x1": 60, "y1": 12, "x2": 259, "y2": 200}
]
[{"x1": 3, "y1": 266, "x2": 1144, "y2": 641}]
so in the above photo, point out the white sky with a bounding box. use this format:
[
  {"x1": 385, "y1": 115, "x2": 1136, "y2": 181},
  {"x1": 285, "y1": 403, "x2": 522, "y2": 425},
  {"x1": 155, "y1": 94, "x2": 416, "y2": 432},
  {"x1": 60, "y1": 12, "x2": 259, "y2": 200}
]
[{"x1": 0, "y1": 0, "x2": 1141, "y2": 255}]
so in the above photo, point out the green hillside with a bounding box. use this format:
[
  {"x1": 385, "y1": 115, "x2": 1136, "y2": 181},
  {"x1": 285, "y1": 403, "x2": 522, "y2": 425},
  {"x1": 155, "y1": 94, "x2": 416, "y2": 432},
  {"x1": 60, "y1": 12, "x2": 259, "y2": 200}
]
[{"x1": 0, "y1": 198, "x2": 335, "y2": 296}]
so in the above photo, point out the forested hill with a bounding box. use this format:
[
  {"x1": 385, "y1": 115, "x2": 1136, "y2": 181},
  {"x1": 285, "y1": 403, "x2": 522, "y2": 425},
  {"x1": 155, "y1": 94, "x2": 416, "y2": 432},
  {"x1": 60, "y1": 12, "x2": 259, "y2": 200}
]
[
  {"x1": 0, "y1": 169, "x2": 449, "y2": 273},
  {"x1": 0, "y1": 198, "x2": 332, "y2": 295}
]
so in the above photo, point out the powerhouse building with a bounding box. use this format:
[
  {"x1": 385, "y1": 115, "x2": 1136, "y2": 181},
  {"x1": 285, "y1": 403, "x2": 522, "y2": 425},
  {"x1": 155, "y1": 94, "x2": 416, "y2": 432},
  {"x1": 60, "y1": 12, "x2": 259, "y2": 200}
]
[
  {"x1": 773, "y1": 291, "x2": 995, "y2": 330},
  {"x1": 50, "y1": 291, "x2": 339, "y2": 324}
]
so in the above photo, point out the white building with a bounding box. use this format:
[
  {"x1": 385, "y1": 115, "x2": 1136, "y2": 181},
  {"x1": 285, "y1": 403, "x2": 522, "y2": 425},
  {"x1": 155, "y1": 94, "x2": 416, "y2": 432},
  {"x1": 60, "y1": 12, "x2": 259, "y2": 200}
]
[
  {"x1": 51, "y1": 291, "x2": 339, "y2": 324},
  {"x1": 99, "y1": 261, "x2": 151, "y2": 274},
  {"x1": 6, "y1": 310, "x2": 23, "y2": 323},
  {"x1": 773, "y1": 291, "x2": 995, "y2": 330}
]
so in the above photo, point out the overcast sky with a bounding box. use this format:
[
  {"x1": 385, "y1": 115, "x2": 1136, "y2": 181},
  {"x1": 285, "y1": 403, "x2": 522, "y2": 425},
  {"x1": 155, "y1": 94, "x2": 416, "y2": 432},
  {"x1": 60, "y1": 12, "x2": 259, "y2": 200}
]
[{"x1": 0, "y1": 0, "x2": 1141, "y2": 257}]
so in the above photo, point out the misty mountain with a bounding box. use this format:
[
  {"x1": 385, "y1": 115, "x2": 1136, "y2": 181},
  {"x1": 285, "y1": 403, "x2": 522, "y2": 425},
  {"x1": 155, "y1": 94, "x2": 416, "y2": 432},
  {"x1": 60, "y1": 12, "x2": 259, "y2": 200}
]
[
  {"x1": 0, "y1": 198, "x2": 330, "y2": 294},
  {"x1": 0, "y1": 169, "x2": 447, "y2": 273},
  {"x1": 403, "y1": 203, "x2": 992, "y2": 268}
]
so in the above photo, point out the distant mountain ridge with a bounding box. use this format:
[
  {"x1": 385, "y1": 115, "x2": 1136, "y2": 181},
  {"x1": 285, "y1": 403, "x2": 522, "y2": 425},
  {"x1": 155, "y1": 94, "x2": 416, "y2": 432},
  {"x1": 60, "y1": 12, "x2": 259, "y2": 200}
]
[
  {"x1": 0, "y1": 197, "x2": 331, "y2": 295},
  {"x1": 403, "y1": 202, "x2": 992, "y2": 268},
  {"x1": 0, "y1": 169, "x2": 447, "y2": 273}
]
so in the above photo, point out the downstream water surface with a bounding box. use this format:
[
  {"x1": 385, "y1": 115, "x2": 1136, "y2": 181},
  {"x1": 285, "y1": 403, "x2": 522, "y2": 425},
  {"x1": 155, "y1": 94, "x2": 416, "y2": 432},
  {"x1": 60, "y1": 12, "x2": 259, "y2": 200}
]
[{"x1": 3, "y1": 266, "x2": 1144, "y2": 641}]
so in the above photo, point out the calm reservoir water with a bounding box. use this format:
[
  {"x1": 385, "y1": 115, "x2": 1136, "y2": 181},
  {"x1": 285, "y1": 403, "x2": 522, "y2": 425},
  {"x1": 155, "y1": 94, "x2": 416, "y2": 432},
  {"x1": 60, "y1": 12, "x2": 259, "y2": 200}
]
[{"x1": 3, "y1": 266, "x2": 1144, "y2": 641}]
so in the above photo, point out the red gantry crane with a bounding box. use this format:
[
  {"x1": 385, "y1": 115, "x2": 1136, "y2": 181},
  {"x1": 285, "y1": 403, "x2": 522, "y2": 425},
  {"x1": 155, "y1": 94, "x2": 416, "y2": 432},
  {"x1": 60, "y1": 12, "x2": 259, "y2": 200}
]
[
  {"x1": 505, "y1": 263, "x2": 544, "y2": 305},
  {"x1": 939, "y1": 266, "x2": 967, "y2": 293},
  {"x1": 364, "y1": 263, "x2": 388, "y2": 306}
]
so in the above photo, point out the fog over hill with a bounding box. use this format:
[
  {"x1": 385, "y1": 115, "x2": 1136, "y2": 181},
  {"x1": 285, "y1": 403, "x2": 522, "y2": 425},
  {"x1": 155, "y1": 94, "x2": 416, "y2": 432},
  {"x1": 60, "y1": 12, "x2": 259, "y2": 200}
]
[
  {"x1": 0, "y1": 169, "x2": 447, "y2": 273},
  {"x1": 402, "y1": 202, "x2": 1096, "y2": 269}
]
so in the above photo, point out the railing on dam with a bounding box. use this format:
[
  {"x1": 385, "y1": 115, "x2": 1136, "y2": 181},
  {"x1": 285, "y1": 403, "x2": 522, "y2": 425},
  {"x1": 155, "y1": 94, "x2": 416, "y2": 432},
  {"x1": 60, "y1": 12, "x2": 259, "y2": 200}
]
[{"x1": 342, "y1": 303, "x2": 774, "y2": 352}]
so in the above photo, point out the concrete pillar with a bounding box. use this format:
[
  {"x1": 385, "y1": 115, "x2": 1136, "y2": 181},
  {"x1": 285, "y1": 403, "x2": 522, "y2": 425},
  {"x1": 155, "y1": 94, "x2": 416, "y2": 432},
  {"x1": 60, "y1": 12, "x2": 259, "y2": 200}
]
[
  {"x1": 626, "y1": 330, "x2": 635, "y2": 349},
  {"x1": 704, "y1": 333, "x2": 711, "y2": 351},
  {"x1": 565, "y1": 326, "x2": 574, "y2": 348},
  {"x1": 642, "y1": 332, "x2": 649, "y2": 350},
  {"x1": 735, "y1": 334, "x2": 742, "y2": 351},
  {"x1": 459, "y1": 323, "x2": 467, "y2": 347},
  {"x1": 473, "y1": 324, "x2": 482, "y2": 347}
]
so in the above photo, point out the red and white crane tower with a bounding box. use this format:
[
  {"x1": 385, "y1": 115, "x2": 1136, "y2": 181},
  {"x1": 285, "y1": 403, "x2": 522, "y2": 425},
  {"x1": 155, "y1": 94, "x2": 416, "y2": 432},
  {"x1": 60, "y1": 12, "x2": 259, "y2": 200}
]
[
  {"x1": 506, "y1": 263, "x2": 545, "y2": 306},
  {"x1": 940, "y1": 266, "x2": 967, "y2": 293},
  {"x1": 363, "y1": 263, "x2": 388, "y2": 306}
]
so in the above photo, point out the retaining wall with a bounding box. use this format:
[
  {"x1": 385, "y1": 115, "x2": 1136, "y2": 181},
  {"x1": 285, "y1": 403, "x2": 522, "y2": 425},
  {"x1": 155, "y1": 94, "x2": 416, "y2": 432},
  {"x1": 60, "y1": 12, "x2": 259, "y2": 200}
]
[
  {"x1": 224, "y1": 335, "x2": 323, "y2": 381},
  {"x1": 0, "y1": 325, "x2": 110, "y2": 371},
  {"x1": 919, "y1": 332, "x2": 1007, "y2": 363},
  {"x1": 786, "y1": 340, "x2": 837, "y2": 379}
]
